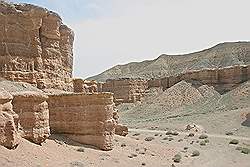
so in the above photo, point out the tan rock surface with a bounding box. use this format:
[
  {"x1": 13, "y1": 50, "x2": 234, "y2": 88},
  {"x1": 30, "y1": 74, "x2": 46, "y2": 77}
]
[
  {"x1": 0, "y1": 2, "x2": 74, "y2": 90},
  {"x1": 0, "y1": 89, "x2": 19, "y2": 149},
  {"x1": 103, "y1": 78, "x2": 148, "y2": 104},
  {"x1": 12, "y1": 91, "x2": 50, "y2": 144},
  {"x1": 48, "y1": 92, "x2": 116, "y2": 150}
]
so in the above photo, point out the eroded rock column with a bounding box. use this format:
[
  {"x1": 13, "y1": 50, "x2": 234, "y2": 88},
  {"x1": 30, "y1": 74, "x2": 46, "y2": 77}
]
[
  {"x1": 48, "y1": 92, "x2": 116, "y2": 150},
  {"x1": 12, "y1": 91, "x2": 50, "y2": 144}
]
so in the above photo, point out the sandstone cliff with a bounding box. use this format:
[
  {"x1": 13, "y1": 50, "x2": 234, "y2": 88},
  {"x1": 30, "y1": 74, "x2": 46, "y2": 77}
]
[
  {"x1": 48, "y1": 92, "x2": 116, "y2": 150},
  {"x1": 0, "y1": 88, "x2": 19, "y2": 149},
  {"x1": 0, "y1": 2, "x2": 74, "y2": 90},
  {"x1": 88, "y1": 42, "x2": 250, "y2": 82}
]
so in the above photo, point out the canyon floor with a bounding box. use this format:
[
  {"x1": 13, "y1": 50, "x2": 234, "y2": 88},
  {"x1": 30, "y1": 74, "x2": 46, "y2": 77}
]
[
  {"x1": 0, "y1": 128, "x2": 249, "y2": 167},
  {"x1": 0, "y1": 80, "x2": 250, "y2": 167}
]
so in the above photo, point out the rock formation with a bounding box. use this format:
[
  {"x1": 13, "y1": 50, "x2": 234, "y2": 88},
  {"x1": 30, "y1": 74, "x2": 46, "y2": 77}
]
[
  {"x1": 48, "y1": 92, "x2": 116, "y2": 150},
  {"x1": 88, "y1": 42, "x2": 250, "y2": 82},
  {"x1": 102, "y1": 78, "x2": 148, "y2": 104},
  {"x1": 12, "y1": 91, "x2": 50, "y2": 144},
  {"x1": 0, "y1": 2, "x2": 74, "y2": 90},
  {"x1": 149, "y1": 65, "x2": 250, "y2": 93},
  {"x1": 0, "y1": 89, "x2": 19, "y2": 149},
  {"x1": 73, "y1": 79, "x2": 98, "y2": 93}
]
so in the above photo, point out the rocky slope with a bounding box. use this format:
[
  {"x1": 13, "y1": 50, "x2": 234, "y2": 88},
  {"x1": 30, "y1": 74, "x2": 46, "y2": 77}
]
[
  {"x1": 88, "y1": 42, "x2": 250, "y2": 82},
  {"x1": 118, "y1": 80, "x2": 250, "y2": 136}
]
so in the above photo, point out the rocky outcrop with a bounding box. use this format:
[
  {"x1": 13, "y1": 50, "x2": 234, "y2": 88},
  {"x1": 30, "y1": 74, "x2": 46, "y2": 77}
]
[
  {"x1": 149, "y1": 65, "x2": 250, "y2": 93},
  {"x1": 0, "y1": 2, "x2": 74, "y2": 90},
  {"x1": 0, "y1": 89, "x2": 19, "y2": 149},
  {"x1": 12, "y1": 91, "x2": 50, "y2": 144},
  {"x1": 102, "y1": 78, "x2": 148, "y2": 104},
  {"x1": 73, "y1": 79, "x2": 98, "y2": 93},
  {"x1": 115, "y1": 124, "x2": 128, "y2": 136},
  {"x1": 48, "y1": 92, "x2": 116, "y2": 150}
]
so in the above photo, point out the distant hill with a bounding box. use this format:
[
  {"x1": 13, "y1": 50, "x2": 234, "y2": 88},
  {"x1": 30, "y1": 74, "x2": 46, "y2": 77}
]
[{"x1": 87, "y1": 42, "x2": 250, "y2": 82}]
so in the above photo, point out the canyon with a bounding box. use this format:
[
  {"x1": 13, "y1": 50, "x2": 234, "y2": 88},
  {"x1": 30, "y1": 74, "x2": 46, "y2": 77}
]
[{"x1": 0, "y1": 1, "x2": 249, "y2": 167}]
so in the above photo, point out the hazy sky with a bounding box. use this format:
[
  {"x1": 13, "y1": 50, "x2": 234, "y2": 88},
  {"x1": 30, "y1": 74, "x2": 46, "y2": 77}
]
[{"x1": 12, "y1": 0, "x2": 250, "y2": 78}]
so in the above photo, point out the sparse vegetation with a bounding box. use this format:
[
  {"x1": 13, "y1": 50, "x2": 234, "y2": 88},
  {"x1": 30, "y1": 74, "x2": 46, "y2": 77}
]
[
  {"x1": 121, "y1": 143, "x2": 126, "y2": 147},
  {"x1": 204, "y1": 139, "x2": 209, "y2": 143},
  {"x1": 200, "y1": 141, "x2": 206, "y2": 146},
  {"x1": 76, "y1": 148, "x2": 85, "y2": 152},
  {"x1": 229, "y1": 139, "x2": 239, "y2": 145},
  {"x1": 144, "y1": 137, "x2": 155, "y2": 141},
  {"x1": 188, "y1": 133, "x2": 195, "y2": 137},
  {"x1": 241, "y1": 148, "x2": 250, "y2": 154},
  {"x1": 172, "y1": 154, "x2": 181, "y2": 163},
  {"x1": 225, "y1": 131, "x2": 234, "y2": 136},
  {"x1": 199, "y1": 134, "x2": 208, "y2": 139},
  {"x1": 191, "y1": 150, "x2": 200, "y2": 157}
]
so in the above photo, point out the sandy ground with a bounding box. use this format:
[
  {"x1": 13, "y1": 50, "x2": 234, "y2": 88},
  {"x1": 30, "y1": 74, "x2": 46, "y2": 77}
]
[{"x1": 0, "y1": 129, "x2": 250, "y2": 167}]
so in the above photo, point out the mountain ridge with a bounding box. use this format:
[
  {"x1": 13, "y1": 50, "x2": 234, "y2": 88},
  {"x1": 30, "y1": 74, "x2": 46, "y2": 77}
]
[{"x1": 87, "y1": 41, "x2": 250, "y2": 82}]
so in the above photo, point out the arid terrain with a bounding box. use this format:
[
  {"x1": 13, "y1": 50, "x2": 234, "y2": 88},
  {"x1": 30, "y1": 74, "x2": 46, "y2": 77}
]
[{"x1": 0, "y1": 1, "x2": 249, "y2": 167}]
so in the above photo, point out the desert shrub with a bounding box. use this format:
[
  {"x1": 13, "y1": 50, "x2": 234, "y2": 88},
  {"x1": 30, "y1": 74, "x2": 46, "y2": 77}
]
[
  {"x1": 229, "y1": 139, "x2": 239, "y2": 145},
  {"x1": 241, "y1": 148, "x2": 250, "y2": 154},
  {"x1": 204, "y1": 139, "x2": 209, "y2": 143},
  {"x1": 172, "y1": 131, "x2": 179, "y2": 136},
  {"x1": 76, "y1": 148, "x2": 85, "y2": 152},
  {"x1": 166, "y1": 131, "x2": 172, "y2": 135},
  {"x1": 199, "y1": 134, "x2": 208, "y2": 139},
  {"x1": 225, "y1": 131, "x2": 234, "y2": 136},
  {"x1": 188, "y1": 133, "x2": 195, "y2": 137},
  {"x1": 191, "y1": 150, "x2": 200, "y2": 157},
  {"x1": 144, "y1": 137, "x2": 155, "y2": 141},
  {"x1": 172, "y1": 154, "x2": 181, "y2": 163},
  {"x1": 200, "y1": 141, "x2": 206, "y2": 146}
]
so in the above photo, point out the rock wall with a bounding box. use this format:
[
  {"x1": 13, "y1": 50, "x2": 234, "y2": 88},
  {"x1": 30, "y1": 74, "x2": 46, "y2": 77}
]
[
  {"x1": 0, "y1": 2, "x2": 74, "y2": 90},
  {"x1": 12, "y1": 91, "x2": 50, "y2": 144},
  {"x1": 48, "y1": 92, "x2": 116, "y2": 150},
  {"x1": 102, "y1": 78, "x2": 148, "y2": 104},
  {"x1": 0, "y1": 89, "x2": 19, "y2": 149},
  {"x1": 73, "y1": 79, "x2": 98, "y2": 93},
  {"x1": 150, "y1": 65, "x2": 250, "y2": 93}
]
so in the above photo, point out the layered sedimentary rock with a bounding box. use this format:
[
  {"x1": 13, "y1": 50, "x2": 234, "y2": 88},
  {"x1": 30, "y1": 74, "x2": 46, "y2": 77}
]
[
  {"x1": 48, "y1": 92, "x2": 116, "y2": 150},
  {"x1": 102, "y1": 78, "x2": 148, "y2": 104},
  {"x1": 0, "y1": 89, "x2": 19, "y2": 149},
  {"x1": 73, "y1": 79, "x2": 97, "y2": 93},
  {"x1": 88, "y1": 42, "x2": 250, "y2": 82},
  {"x1": 150, "y1": 65, "x2": 250, "y2": 93},
  {"x1": 0, "y1": 2, "x2": 74, "y2": 90},
  {"x1": 12, "y1": 91, "x2": 50, "y2": 144}
]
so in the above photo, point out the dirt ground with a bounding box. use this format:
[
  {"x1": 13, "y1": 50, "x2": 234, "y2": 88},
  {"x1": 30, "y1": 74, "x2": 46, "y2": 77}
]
[{"x1": 0, "y1": 129, "x2": 249, "y2": 167}]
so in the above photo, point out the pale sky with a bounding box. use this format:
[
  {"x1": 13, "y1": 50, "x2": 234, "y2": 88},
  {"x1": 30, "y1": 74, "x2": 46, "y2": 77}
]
[{"x1": 12, "y1": 0, "x2": 250, "y2": 78}]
